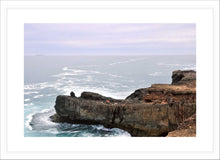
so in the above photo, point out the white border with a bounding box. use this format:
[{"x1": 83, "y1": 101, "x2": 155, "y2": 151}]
[{"x1": 1, "y1": 1, "x2": 219, "y2": 159}]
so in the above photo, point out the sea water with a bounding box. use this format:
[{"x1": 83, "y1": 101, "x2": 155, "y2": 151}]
[{"x1": 24, "y1": 55, "x2": 196, "y2": 137}]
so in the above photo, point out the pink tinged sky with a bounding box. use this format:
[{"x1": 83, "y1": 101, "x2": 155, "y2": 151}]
[{"x1": 24, "y1": 23, "x2": 196, "y2": 56}]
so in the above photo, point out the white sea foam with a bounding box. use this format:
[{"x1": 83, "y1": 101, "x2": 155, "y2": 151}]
[
  {"x1": 24, "y1": 103, "x2": 34, "y2": 107},
  {"x1": 52, "y1": 72, "x2": 77, "y2": 77},
  {"x1": 33, "y1": 95, "x2": 44, "y2": 99},
  {"x1": 39, "y1": 108, "x2": 52, "y2": 113},
  {"x1": 58, "y1": 84, "x2": 125, "y2": 99},
  {"x1": 53, "y1": 69, "x2": 101, "y2": 78},
  {"x1": 46, "y1": 128, "x2": 59, "y2": 134},
  {"x1": 24, "y1": 55, "x2": 196, "y2": 137},
  {"x1": 26, "y1": 113, "x2": 34, "y2": 130},
  {"x1": 24, "y1": 82, "x2": 48, "y2": 90},
  {"x1": 80, "y1": 133, "x2": 95, "y2": 137},
  {"x1": 24, "y1": 91, "x2": 39, "y2": 95},
  {"x1": 91, "y1": 125, "x2": 131, "y2": 137},
  {"x1": 92, "y1": 125, "x2": 104, "y2": 130},
  {"x1": 24, "y1": 64, "x2": 134, "y2": 101},
  {"x1": 53, "y1": 76, "x2": 132, "y2": 99},
  {"x1": 24, "y1": 98, "x2": 30, "y2": 102},
  {"x1": 24, "y1": 81, "x2": 63, "y2": 93},
  {"x1": 110, "y1": 128, "x2": 131, "y2": 137},
  {"x1": 27, "y1": 108, "x2": 56, "y2": 131},
  {"x1": 27, "y1": 107, "x2": 131, "y2": 136}
]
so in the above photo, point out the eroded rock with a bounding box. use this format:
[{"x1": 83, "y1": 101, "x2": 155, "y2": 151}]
[
  {"x1": 166, "y1": 114, "x2": 196, "y2": 137},
  {"x1": 51, "y1": 70, "x2": 196, "y2": 137},
  {"x1": 172, "y1": 70, "x2": 196, "y2": 87}
]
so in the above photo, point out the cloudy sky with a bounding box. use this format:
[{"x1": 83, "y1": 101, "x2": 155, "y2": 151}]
[{"x1": 24, "y1": 23, "x2": 196, "y2": 56}]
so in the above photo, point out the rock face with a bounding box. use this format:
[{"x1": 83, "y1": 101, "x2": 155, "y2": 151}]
[
  {"x1": 125, "y1": 88, "x2": 148, "y2": 100},
  {"x1": 166, "y1": 114, "x2": 196, "y2": 137},
  {"x1": 51, "y1": 70, "x2": 196, "y2": 137},
  {"x1": 172, "y1": 70, "x2": 196, "y2": 87}
]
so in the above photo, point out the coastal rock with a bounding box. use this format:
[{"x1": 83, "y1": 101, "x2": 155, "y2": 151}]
[
  {"x1": 125, "y1": 88, "x2": 148, "y2": 100},
  {"x1": 172, "y1": 70, "x2": 196, "y2": 87},
  {"x1": 166, "y1": 114, "x2": 196, "y2": 137},
  {"x1": 80, "y1": 91, "x2": 119, "y2": 102},
  {"x1": 51, "y1": 70, "x2": 196, "y2": 137}
]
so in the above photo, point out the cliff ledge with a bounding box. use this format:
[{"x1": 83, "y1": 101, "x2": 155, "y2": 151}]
[{"x1": 51, "y1": 70, "x2": 196, "y2": 137}]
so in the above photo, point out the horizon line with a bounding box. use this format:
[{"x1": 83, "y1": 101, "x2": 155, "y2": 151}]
[{"x1": 24, "y1": 53, "x2": 196, "y2": 56}]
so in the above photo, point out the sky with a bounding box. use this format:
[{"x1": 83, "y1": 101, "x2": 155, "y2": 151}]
[{"x1": 24, "y1": 23, "x2": 196, "y2": 56}]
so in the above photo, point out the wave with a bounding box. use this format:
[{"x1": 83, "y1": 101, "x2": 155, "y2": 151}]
[
  {"x1": 27, "y1": 108, "x2": 131, "y2": 137},
  {"x1": 24, "y1": 82, "x2": 63, "y2": 92},
  {"x1": 55, "y1": 83, "x2": 130, "y2": 99},
  {"x1": 25, "y1": 108, "x2": 52, "y2": 130},
  {"x1": 24, "y1": 56, "x2": 196, "y2": 137},
  {"x1": 28, "y1": 108, "x2": 56, "y2": 131},
  {"x1": 24, "y1": 103, "x2": 34, "y2": 107},
  {"x1": 24, "y1": 91, "x2": 39, "y2": 95},
  {"x1": 33, "y1": 95, "x2": 44, "y2": 99},
  {"x1": 24, "y1": 82, "x2": 49, "y2": 90},
  {"x1": 90, "y1": 125, "x2": 131, "y2": 137},
  {"x1": 24, "y1": 98, "x2": 30, "y2": 102},
  {"x1": 26, "y1": 112, "x2": 35, "y2": 130},
  {"x1": 53, "y1": 69, "x2": 101, "y2": 78},
  {"x1": 109, "y1": 128, "x2": 131, "y2": 137},
  {"x1": 61, "y1": 67, "x2": 124, "y2": 81},
  {"x1": 24, "y1": 67, "x2": 127, "y2": 100}
]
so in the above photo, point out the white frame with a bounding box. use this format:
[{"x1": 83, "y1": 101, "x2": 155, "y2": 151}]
[{"x1": 0, "y1": 0, "x2": 219, "y2": 159}]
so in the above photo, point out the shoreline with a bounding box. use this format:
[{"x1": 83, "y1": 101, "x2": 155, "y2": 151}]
[{"x1": 49, "y1": 70, "x2": 196, "y2": 137}]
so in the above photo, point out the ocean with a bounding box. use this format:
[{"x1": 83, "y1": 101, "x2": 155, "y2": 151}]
[{"x1": 24, "y1": 55, "x2": 196, "y2": 137}]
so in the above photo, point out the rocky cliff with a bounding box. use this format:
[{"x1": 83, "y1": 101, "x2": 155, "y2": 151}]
[
  {"x1": 51, "y1": 70, "x2": 196, "y2": 137},
  {"x1": 166, "y1": 114, "x2": 196, "y2": 137}
]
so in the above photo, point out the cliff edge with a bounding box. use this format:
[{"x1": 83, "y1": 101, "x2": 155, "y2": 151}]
[{"x1": 51, "y1": 70, "x2": 196, "y2": 137}]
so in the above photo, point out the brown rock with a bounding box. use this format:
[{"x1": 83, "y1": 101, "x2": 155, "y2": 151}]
[
  {"x1": 166, "y1": 114, "x2": 196, "y2": 137},
  {"x1": 172, "y1": 70, "x2": 196, "y2": 87},
  {"x1": 51, "y1": 70, "x2": 196, "y2": 137}
]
